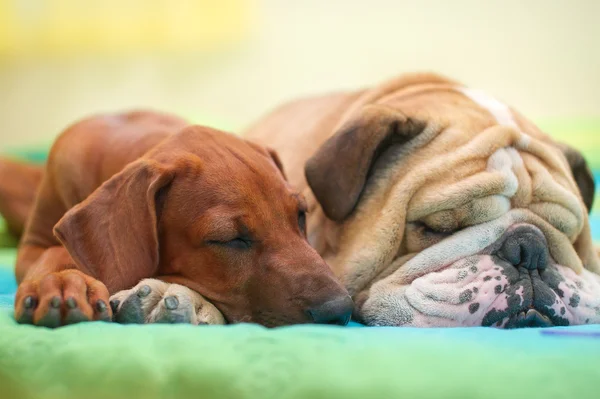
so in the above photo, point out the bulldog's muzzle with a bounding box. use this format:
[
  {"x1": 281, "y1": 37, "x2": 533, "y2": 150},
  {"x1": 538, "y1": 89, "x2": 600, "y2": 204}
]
[
  {"x1": 360, "y1": 211, "x2": 600, "y2": 328},
  {"x1": 486, "y1": 224, "x2": 564, "y2": 328}
]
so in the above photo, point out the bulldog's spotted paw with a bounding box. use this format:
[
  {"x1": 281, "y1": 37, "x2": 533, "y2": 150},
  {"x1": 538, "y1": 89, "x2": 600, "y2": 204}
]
[{"x1": 109, "y1": 279, "x2": 225, "y2": 325}]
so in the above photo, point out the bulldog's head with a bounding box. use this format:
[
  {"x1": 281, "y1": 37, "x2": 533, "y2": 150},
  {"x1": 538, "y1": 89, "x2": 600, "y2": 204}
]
[{"x1": 305, "y1": 73, "x2": 600, "y2": 327}]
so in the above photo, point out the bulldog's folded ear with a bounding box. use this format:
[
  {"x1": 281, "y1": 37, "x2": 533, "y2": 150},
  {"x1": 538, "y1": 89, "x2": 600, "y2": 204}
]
[
  {"x1": 305, "y1": 105, "x2": 425, "y2": 221},
  {"x1": 53, "y1": 160, "x2": 175, "y2": 291},
  {"x1": 557, "y1": 143, "x2": 595, "y2": 213}
]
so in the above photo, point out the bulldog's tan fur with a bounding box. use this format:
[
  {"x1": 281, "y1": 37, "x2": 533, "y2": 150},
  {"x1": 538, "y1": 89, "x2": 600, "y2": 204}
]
[{"x1": 246, "y1": 72, "x2": 600, "y2": 327}]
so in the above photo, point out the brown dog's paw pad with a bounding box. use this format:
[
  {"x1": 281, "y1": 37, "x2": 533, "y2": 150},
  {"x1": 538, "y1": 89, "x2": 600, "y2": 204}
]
[
  {"x1": 36, "y1": 307, "x2": 62, "y2": 328},
  {"x1": 64, "y1": 309, "x2": 90, "y2": 325},
  {"x1": 16, "y1": 296, "x2": 37, "y2": 324},
  {"x1": 114, "y1": 294, "x2": 145, "y2": 324}
]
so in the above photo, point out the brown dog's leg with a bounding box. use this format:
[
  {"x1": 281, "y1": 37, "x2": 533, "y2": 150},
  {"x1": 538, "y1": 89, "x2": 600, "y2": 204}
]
[
  {"x1": 0, "y1": 158, "x2": 43, "y2": 237},
  {"x1": 14, "y1": 171, "x2": 112, "y2": 327},
  {"x1": 14, "y1": 244, "x2": 112, "y2": 326}
]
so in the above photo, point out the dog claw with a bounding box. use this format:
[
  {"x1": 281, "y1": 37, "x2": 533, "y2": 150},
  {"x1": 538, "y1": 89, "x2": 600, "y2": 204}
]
[
  {"x1": 23, "y1": 296, "x2": 37, "y2": 309},
  {"x1": 96, "y1": 300, "x2": 107, "y2": 313},
  {"x1": 50, "y1": 296, "x2": 61, "y2": 308},
  {"x1": 137, "y1": 285, "x2": 151, "y2": 298},
  {"x1": 66, "y1": 297, "x2": 77, "y2": 309},
  {"x1": 164, "y1": 296, "x2": 179, "y2": 310}
]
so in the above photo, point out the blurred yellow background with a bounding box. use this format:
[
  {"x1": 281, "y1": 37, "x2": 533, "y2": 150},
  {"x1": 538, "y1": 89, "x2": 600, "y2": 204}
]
[{"x1": 0, "y1": 0, "x2": 599, "y2": 150}]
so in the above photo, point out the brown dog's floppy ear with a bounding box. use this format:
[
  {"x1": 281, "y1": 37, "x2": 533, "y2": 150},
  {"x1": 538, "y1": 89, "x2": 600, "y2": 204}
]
[
  {"x1": 557, "y1": 143, "x2": 595, "y2": 213},
  {"x1": 305, "y1": 105, "x2": 425, "y2": 221},
  {"x1": 53, "y1": 160, "x2": 174, "y2": 291},
  {"x1": 246, "y1": 140, "x2": 287, "y2": 180}
]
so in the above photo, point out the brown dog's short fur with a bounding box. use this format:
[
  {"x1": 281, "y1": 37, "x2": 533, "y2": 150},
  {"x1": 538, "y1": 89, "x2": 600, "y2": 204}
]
[
  {"x1": 0, "y1": 158, "x2": 43, "y2": 237},
  {"x1": 4, "y1": 111, "x2": 351, "y2": 327}
]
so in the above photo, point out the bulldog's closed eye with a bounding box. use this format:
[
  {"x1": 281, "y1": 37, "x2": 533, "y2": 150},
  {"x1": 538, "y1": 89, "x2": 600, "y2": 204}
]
[{"x1": 413, "y1": 221, "x2": 456, "y2": 237}]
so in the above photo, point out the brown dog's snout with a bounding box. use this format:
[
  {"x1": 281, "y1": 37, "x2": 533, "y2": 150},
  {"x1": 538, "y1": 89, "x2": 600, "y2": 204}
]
[{"x1": 306, "y1": 295, "x2": 354, "y2": 325}]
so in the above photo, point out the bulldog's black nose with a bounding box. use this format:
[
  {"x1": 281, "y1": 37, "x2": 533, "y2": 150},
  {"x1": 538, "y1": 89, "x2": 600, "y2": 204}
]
[
  {"x1": 307, "y1": 296, "x2": 354, "y2": 325},
  {"x1": 498, "y1": 225, "x2": 549, "y2": 270}
]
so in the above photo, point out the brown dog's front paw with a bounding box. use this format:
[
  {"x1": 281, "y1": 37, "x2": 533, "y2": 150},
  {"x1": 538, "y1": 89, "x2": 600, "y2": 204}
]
[
  {"x1": 109, "y1": 279, "x2": 225, "y2": 325},
  {"x1": 15, "y1": 270, "x2": 112, "y2": 327}
]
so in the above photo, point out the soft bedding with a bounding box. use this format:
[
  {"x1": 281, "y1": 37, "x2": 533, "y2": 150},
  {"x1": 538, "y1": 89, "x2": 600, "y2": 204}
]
[{"x1": 0, "y1": 119, "x2": 599, "y2": 399}]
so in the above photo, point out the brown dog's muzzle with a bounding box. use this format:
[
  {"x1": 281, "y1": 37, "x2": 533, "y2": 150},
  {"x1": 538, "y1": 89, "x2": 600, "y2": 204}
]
[{"x1": 238, "y1": 239, "x2": 354, "y2": 327}]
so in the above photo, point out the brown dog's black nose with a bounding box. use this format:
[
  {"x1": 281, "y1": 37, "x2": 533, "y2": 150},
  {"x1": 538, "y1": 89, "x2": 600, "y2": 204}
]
[
  {"x1": 307, "y1": 296, "x2": 354, "y2": 325},
  {"x1": 498, "y1": 225, "x2": 549, "y2": 270}
]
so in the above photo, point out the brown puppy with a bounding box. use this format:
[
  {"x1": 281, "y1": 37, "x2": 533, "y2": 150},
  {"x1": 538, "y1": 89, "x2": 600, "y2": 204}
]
[{"x1": 6, "y1": 111, "x2": 352, "y2": 328}]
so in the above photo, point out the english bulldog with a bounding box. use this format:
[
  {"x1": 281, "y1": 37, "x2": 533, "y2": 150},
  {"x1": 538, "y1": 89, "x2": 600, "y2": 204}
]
[{"x1": 245, "y1": 72, "x2": 600, "y2": 327}]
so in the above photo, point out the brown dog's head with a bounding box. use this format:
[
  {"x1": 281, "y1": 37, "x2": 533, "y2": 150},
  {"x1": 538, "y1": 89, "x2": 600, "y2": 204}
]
[
  {"x1": 304, "y1": 73, "x2": 600, "y2": 327},
  {"x1": 54, "y1": 125, "x2": 352, "y2": 327}
]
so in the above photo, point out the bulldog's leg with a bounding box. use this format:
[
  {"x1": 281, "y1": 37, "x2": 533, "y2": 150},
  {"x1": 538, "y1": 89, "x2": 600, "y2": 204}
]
[
  {"x1": 14, "y1": 245, "x2": 112, "y2": 327},
  {"x1": 110, "y1": 278, "x2": 225, "y2": 325}
]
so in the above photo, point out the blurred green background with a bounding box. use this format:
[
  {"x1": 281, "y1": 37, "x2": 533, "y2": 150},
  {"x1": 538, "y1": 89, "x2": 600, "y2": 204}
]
[{"x1": 0, "y1": 0, "x2": 599, "y2": 160}]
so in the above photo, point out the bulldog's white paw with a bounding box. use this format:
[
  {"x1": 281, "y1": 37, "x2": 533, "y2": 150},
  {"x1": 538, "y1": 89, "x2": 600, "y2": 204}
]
[{"x1": 109, "y1": 279, "x2": 225, "y2": 325}]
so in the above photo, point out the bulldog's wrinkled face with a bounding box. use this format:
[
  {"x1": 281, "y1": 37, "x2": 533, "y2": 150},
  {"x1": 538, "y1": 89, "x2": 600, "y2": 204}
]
[{"x1": 305, "y1": 77, "x2": 600, "y2": 328}]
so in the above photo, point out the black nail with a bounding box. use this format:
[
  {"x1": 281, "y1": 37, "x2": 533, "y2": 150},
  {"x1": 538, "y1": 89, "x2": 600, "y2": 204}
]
[
  {"x1": 137, "y1": 285, "x2": 151, "y2": 298},
  {"x1": 50, "y1": 296, "x2": 61, "y2": 308},
  {"x1": 96, "y1": 300, "x2": 107, "y2": 313},
  {"x1": 23, "y1": 296, "x2": 36, "y2": 309},
  {"x1": 110, "y1": 299, "x2": 120, "y2": 313},
  {"x1": 164, "y1": 296, "x2": 179, "y2": 310},
  {"x1": 66, "y1": 297, "x2": 77, "y2": 309}
]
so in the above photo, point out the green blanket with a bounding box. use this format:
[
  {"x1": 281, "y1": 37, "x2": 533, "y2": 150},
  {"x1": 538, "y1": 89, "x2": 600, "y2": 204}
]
[{"x1": 1, "y1": 118, "x2": 599, "y2": 399}]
